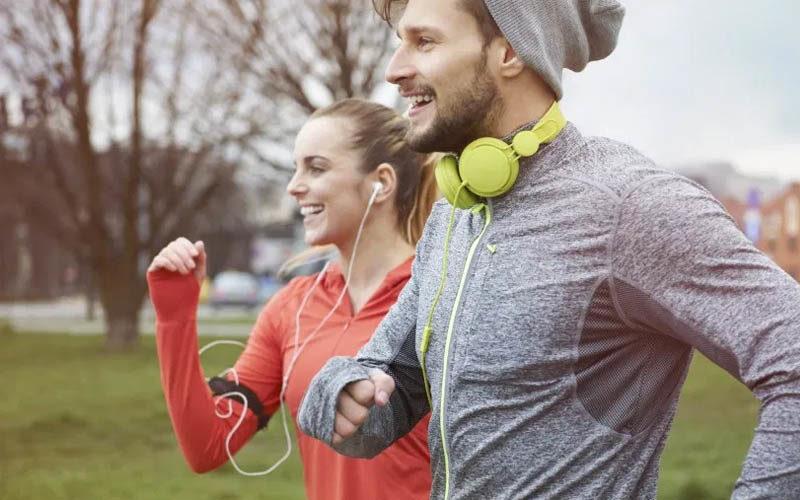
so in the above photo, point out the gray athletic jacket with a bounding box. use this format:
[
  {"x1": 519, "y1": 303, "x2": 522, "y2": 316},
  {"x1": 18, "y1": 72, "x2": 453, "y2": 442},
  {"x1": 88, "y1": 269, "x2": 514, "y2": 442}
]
[{"x1": 298, "y1": 122, "x2": 800, "y2": 499}]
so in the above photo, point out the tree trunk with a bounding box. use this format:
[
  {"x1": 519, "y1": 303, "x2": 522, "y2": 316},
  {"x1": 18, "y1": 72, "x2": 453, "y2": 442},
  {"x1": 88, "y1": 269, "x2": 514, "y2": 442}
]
[
  {"x1": 99, "y1": 265, "x2": 146, "y2": 352},
  {"x1": 104, "y1": 311, "x2": 141, "y2": 352},
  {"x1": 85, "y1": 266, "x2": 97, "y2": 321}
]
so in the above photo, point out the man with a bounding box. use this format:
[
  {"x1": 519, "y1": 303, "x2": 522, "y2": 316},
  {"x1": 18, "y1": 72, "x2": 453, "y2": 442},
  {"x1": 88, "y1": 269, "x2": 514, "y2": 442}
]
[{"x1": 298, "y1": 1, "x2": 800, "y2": 498}]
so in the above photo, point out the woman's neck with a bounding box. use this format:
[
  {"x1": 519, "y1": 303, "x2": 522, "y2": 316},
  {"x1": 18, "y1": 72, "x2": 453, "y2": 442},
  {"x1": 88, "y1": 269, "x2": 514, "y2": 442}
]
[{"x1": 337, "y1": 222, "x2": 415, "y2": 313}]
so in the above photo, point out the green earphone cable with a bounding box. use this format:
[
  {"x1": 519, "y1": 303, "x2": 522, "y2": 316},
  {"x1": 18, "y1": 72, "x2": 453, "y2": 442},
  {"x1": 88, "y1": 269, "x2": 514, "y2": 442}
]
[{"x1": 420, "y1": 181, "x2": 469, "y2": 408}]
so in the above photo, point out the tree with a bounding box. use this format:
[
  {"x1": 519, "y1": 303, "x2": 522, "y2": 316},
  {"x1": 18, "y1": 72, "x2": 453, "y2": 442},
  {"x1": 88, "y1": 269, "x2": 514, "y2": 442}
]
[
  {"x1": 190, "y1": 0, "x2": 396, "y2": 172},
  {"x1": 0, "y1": 0, "x2": 256, "y2": 349},
  {"x1": 0, "y1": 0, "x2": 395, "y2": 350}
]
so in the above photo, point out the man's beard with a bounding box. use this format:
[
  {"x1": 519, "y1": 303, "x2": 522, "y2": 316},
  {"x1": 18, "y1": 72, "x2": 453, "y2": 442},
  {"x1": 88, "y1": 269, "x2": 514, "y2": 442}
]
[{"x1": 406, "y1": 50, "x2": 504, "y2": 154}]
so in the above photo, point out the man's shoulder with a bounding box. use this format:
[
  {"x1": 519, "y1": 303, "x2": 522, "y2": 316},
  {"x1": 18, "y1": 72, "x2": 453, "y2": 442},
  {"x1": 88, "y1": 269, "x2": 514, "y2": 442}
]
[{"x1": 555, "y1": 134, "x2": 686, "y2": 200}]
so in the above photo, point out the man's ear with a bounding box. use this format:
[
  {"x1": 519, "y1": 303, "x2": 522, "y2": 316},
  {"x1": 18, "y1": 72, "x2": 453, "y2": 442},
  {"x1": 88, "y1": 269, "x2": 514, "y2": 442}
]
[{"x1": 495, "y1": 38, "x2": 525, "y2": 78}]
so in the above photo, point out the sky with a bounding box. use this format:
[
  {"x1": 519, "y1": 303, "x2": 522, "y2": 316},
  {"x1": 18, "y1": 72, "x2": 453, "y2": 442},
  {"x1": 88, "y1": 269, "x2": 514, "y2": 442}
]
[
  {"x1": 557, "y1": 1, "x2": 800, "y2": 181},
  {"x1": 4, "y1": 2, "x2": 797, "y2": 183}
]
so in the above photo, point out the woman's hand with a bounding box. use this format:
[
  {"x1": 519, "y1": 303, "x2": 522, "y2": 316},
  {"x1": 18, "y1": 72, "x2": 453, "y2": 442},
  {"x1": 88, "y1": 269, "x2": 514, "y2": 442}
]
[{"x1": 148, "y1": 237, "x2": 207, "y2": 285}]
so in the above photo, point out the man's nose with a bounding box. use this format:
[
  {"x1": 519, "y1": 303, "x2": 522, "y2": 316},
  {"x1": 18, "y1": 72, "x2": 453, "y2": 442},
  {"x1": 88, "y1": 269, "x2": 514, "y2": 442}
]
[{"x1": 385, "y1": 45, "x2": 415, "y2": 86}]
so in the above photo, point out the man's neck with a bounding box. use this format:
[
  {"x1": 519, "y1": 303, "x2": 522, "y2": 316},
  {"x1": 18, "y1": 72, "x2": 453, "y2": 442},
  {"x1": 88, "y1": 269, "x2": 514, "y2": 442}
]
[
  {"x1": 492, "y1": 72, "x2": 557, "y2": 138},
  {"x1": 493, "y1": 97, "x2": 554, "y2": 139}
]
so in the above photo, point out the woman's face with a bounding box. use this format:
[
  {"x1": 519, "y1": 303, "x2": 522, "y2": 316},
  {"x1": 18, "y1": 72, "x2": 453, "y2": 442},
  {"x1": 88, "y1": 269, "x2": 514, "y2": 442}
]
[{"x1": 288, "y1": 116, "x2": 373, "y2": 247}]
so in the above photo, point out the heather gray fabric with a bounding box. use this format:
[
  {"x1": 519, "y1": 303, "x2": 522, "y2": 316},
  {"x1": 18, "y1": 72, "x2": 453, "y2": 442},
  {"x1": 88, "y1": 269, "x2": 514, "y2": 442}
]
[
  {"x1": 298, "y1": 122, "x2": 800, "y2": 499},
  {"x1": 483, "y1": 0, "x2": 626, "y2": 99}
]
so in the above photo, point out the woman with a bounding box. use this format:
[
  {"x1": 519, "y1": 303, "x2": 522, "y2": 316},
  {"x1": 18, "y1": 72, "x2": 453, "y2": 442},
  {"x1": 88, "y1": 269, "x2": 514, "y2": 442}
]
[{"x1": 146, "y1": 99, "x2": 438, "y2": 500}]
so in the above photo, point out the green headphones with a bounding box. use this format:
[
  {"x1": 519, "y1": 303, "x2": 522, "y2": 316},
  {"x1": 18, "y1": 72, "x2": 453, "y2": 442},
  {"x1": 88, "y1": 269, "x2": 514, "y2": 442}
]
[
  {"x1": 434, "y1": 100, "x2": 567, "y2": 209},
  {"x1": 419, "y1": 101, "x2": 567, "y2": 407}
]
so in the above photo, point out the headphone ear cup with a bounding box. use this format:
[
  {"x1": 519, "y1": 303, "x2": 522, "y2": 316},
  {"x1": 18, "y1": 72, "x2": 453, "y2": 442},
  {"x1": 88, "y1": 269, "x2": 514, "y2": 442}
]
[
  {"x1": 435, "y1": 155, "x2": 482, "y2": 209},
  {"x1": 459, "y1": 138, "x2": 519, "y2": 198}
]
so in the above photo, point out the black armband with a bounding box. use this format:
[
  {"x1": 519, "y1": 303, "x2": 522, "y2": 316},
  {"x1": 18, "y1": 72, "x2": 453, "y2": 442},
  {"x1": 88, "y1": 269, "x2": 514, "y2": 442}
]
[{"x1": 208, "y1": 377, "x2": 269, "y2": 431}]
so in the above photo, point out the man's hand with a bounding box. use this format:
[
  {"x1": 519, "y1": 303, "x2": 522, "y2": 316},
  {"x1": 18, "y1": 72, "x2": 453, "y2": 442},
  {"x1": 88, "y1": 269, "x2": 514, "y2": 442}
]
[
  {"x1": 148, "y1": 237, "x2": 207, "y2": 284},
  {"x1": 333, "y1": 369, "x2": 395, "y2": 445}
]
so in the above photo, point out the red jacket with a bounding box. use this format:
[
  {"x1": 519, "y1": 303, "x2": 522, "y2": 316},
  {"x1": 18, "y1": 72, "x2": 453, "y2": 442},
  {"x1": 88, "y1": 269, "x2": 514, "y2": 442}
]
[{"x1": 147, "y1": 258, "x2": 431, "y2": 500}]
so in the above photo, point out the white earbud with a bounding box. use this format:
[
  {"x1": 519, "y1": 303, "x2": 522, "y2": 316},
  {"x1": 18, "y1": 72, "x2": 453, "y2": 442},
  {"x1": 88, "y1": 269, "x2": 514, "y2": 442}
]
[{"x1": 372, "y1": 181, "x2": 383, "y2": 194}]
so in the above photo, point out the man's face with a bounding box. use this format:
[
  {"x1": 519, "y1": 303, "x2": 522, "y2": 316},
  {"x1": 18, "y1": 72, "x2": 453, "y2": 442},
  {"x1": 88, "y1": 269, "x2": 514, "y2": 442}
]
[{"x1": 385, "y1": 0, "x2": 503, "y2": 153}]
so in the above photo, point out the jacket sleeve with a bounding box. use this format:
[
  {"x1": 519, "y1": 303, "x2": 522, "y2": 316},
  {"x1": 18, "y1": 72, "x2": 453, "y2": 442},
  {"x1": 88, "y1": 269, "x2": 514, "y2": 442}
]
[
  {"x1": 147, "y1": 270, "x2": 287, "y2": 472},
  {"x1": 297, "y1": 208, "x2": 437, "y2": 458},
  {"x1": 611, "y1": 175, "x2": 800, "y2": 498}
]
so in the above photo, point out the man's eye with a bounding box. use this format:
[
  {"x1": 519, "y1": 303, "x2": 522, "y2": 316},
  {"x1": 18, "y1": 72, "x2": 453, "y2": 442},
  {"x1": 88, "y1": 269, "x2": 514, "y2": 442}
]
[{"x1": 418, "y1": 37, "x2": 434, "y2": 48}]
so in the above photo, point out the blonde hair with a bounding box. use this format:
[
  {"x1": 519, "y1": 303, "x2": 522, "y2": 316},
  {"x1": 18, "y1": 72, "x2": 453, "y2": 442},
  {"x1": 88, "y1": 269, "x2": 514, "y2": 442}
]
[{"x1": 279, "y1": 99, "x2": 439, "y2": 277}]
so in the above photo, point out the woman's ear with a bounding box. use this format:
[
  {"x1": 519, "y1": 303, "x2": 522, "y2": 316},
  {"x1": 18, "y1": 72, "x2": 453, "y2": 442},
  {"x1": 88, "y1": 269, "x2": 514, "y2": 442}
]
[{"x1": 372, "y1": 163, "x2": 398, "y2": 202}]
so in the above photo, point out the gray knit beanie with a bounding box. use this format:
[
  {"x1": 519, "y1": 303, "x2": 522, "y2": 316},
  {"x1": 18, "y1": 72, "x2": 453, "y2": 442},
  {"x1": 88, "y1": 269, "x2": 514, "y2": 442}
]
[{"x1": 483, "y1": 0, "x2": 625, "y2": 99}]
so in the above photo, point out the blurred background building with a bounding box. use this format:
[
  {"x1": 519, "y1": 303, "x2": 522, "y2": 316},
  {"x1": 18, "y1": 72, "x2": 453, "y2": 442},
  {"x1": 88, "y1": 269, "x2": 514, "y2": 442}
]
[{"x1": 758, "y1": 183, "x2": 800, "y2": 279}]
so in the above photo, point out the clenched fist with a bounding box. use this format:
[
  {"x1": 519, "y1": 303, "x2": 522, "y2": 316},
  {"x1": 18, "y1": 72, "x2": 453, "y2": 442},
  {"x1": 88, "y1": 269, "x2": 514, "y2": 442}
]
[{"x1": 333, "y1": 369, "x2": 396, "y2": 445}]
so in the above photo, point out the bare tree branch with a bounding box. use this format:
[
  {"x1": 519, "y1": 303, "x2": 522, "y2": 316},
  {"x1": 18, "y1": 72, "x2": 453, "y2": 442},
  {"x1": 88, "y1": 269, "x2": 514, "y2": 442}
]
[{"x1": 0, "y1": 0, "x2": 396, "y2": 349}]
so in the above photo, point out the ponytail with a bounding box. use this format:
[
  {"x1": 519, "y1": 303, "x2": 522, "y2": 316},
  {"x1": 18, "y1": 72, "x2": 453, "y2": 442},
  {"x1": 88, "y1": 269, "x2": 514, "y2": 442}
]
[{"x1": 404, "y1": 153, "x2": 440, "y2": 245}]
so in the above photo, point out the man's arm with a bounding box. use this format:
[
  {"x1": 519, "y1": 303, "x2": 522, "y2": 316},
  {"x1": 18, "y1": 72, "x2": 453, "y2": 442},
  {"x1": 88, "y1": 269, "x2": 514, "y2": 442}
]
[
  {"x1": 297, "y1": 274, "x2": 429, "y2": 458},
  {"x1": 612, "y1": 174, "x2": 800, "y2": 498},
  {"x1": 297, "y1": 205, "x2": 440, "y2": 458}
]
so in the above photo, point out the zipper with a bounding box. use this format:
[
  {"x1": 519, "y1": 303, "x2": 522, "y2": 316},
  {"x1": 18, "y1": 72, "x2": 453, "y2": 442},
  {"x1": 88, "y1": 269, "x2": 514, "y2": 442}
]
[{"x1": 438, "y1": 201, "x2": 493, "y2": 500}]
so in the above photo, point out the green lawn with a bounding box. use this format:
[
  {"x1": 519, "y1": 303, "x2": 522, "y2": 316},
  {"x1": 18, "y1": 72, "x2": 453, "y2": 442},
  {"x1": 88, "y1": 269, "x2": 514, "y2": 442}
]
[
  {"x1": 196, "y1": 312, "x2": 260, "y2": 325},
  {"x1": 1, "y1": 330, "x2": 758, "y2": 499}
]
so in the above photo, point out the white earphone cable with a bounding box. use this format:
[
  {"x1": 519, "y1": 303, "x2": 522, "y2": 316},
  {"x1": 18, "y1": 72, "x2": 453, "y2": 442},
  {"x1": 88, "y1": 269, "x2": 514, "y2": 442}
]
[{"x1": 198, "y1": 184, "x2": 381, "y2": 476}]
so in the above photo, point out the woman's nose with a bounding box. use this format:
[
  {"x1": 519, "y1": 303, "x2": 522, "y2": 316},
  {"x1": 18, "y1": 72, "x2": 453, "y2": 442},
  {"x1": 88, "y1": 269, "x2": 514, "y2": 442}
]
[{"x1": 286, "y1": 174, "x2": 307, "y2": 197}]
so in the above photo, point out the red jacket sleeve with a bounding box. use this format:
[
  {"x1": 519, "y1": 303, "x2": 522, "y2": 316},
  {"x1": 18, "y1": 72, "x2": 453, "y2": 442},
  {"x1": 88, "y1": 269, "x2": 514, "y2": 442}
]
[{"x1": 147, "y1": 269, "x2": 287, "y2": 473}]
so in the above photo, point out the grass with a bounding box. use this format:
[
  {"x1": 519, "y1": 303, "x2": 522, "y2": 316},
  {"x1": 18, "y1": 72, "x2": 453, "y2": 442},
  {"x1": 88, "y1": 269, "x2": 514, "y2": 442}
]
[
  {"x1": 657, "y1": 352, "x2": 758, "y2": 499},
  {"x1": 1, "y1": 332, "x2": 758, "y2": 499},
  {"x1": 0, "y1": 332, "x2": 304, "y2": 500},
  {"x1": 197, "y1": 314, "x2": 260, "y2": 326}
]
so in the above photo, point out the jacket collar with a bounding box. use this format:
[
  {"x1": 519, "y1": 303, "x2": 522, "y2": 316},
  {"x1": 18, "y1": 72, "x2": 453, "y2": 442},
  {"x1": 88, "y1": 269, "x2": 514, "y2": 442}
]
[
  {"x1": 320, "y1": 256, "x2": 413, "y2": 296},
  {"x1": 492, "y1": 120, "x2": 585, "y2": 207}
]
